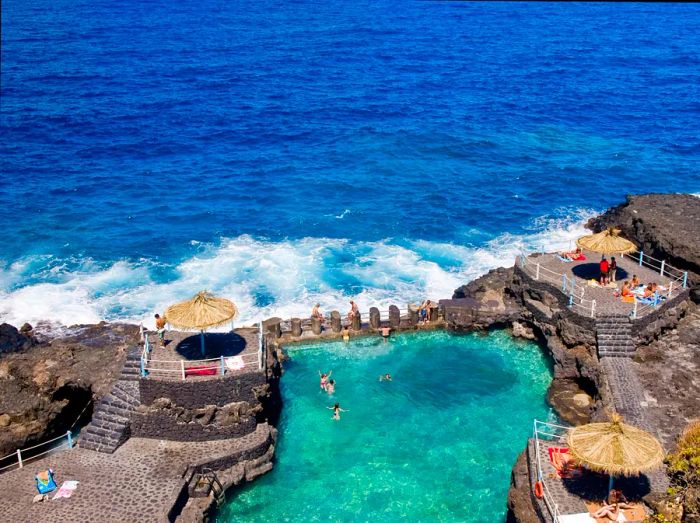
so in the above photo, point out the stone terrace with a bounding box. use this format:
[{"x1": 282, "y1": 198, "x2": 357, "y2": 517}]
[
  {"x1": 526, "y1": 250, "x2": 679, "y2": 318},
  {"x1": 0, "y1": 424, "x2": 274, "y2": 523},
  {"x1": 144, "y1": 327, "x2": 261, "y2": 380}
]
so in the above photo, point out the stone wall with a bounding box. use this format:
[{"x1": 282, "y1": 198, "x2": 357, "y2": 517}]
[
  {"x1": 139, "y1": 371, "x2": 266, "y2": 408},
  {"x1": 131, "y1": 410, "x2": 257, "y2": 442},
  {"x1": 631, "y1": 289, "x2": 690, "y2": 344}
]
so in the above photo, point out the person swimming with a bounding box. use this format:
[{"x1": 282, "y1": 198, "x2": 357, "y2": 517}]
[
  {"x1": 380, "y1": 326, "x2": 391, "y2": 340},
  {"x1": 326, "y1": 379, "x2": 335, "y2": 394},
  {"x1": 328, "y1": 402, "x2": 347, "y2": 420},
  {"x1": 379, "y1": 373, "x2": 392, "y2": 381},
  {"x1": 319, "y1": 370, "x2": 332, "y2": 390},
  {"x1": 342, "y1": 327, "x2": 350, "y2": 342}
]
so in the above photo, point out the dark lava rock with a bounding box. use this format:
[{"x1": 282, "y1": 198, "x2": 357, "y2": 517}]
[
  {"x1": 588, "y1": 193, "x2": 700, "y2": 292},
  {"x1": 506, "y1": 450, "x2": 541, "y2": 523},
  {"x1": 0, "y1": 322, "x2": 140, "y2": 456},
  {"x1": 0, "y1": 323, "x2": 36, "y2": 354},
  {"x1": 546, "y1": 378, "x2": 593, "y2": 426}
]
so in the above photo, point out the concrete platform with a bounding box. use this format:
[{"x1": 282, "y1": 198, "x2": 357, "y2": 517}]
[
  {"x1": 528, "y1": 250, "x2": 678, "y2": 318},
  {"x1": 0, "y1": 424, "x2": 274, "y2": 523}
]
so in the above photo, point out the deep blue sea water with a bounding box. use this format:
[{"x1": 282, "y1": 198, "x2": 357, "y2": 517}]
[{"x1": 1, "y1": 1, "x2": 699, "y2": 329}]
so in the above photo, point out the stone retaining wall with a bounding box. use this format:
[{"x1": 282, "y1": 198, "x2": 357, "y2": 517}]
[
  {"x1": 140, "y1": 371, "x2": 266, "y2": 408},
  {"x1": 630, "y1": 289, "x2": 690, "y2": 344},
  {"x1": 131, "y1": 411, "x2": 257, "y2": 442}
]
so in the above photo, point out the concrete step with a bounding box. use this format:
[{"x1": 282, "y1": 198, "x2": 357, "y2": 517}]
[
  {"x1": 599, "y1": 352, "x2": 635, "y2": 358},
  {"x1": 92, "y1": 410, "x2": 129, "y2": 425}
]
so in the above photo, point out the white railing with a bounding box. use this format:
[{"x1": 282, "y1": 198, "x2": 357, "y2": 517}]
[
  {"x1": 533, "y1": 419, "x2": 570, "y2": 523},
  {"x1": 623, "y1": 251, "x2": 688, "y2": 287},
  {"x1": 0, "y1": 431, "x2": 74, "y2": 475},
  {"x1": 140, "y1": 330, "x2": 263, "y2": 379},
  {"x1": 518, "y1": 255, "x2": 598, "y2": 318}
]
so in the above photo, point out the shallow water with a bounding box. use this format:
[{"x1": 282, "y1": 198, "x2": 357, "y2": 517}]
[
  {"x1": 2, "y1": 1, "x2": 700, "y2": 329},
  {"x1": 216, "y1": 330, "x2": 552, "y2": 523}
]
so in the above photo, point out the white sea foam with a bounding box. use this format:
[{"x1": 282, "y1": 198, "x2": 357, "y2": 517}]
[{"x1": 0, "y1": 210, "x2": 596, "y2": 332}]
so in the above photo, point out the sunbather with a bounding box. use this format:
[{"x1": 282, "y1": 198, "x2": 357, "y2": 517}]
[
  {"x1": 631, "y1": 275, "x2": 641, "y2": 288},
  {"x1": 561, "y1": 247, "x2": 585, "y2": 261},
  {"x1": 621, "y1": 281, "x2": 632, "y2": 297}
]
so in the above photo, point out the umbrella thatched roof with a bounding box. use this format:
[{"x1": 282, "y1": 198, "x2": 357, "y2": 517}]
[
  {"x1": 164, "y1": 291, "x2": 238, "y2": 331},
  {"x1": 576, "y1": 227, "x2": 637, "y2": 255},
  {"x1": 566, "y1": 414, "x2": 664, "y2": 476}
]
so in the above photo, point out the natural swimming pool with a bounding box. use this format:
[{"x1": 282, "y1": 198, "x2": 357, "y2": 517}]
[{"x1": 217, "y1": 330, "x2": 552, "y2": 522}]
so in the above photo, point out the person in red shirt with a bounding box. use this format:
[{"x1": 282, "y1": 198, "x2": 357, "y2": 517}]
[{"x1": 600, "y1": 256, "x2": 610, "y2": 285}]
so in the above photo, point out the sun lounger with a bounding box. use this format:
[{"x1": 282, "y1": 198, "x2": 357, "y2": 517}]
[
  {"x1": 548, "y1": 447, "x2": 583, "y2": 478},
  {"x1": 585, "y1": 501, "x2": 646, "y2": 523}
]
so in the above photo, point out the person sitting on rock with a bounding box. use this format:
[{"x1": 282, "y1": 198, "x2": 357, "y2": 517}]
[
  {"x1": 311, "y1": 303, "x2": 325, "y2": 323},
  {"x1": 347, "y1": 300, "x2": 359, "y2": 321}
]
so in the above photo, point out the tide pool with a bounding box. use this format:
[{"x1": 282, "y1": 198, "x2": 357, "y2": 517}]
[{"x1": 217, "y1": 330, "x2": 552, "y2": 523}]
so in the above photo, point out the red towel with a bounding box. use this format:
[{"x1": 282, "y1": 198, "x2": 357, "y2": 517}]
[{"x1": 185, "y1": 365, "x2": 218, "y2": 377}]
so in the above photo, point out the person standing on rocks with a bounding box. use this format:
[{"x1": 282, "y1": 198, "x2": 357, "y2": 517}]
[{"x1": 155, "y1": 314, "x2": 167, "y2": 346}]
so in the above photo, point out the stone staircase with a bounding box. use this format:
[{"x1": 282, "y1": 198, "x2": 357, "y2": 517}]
[
  {"x1": 595, "y1": 313, "x2": 635, "y2": 358},
  {"x1": 80, "y1": 347, "x2": 141, "y2": 453}
]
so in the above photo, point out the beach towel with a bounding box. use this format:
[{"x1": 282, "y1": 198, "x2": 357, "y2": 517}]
[
  {"x1": 557, "y1": 255, "x2": 574, "y2": 263},
  {"x1": 226, "y1": 355, "x2": 245, "y2": 371},
  {"x1": 585, "y1": 501, "x2": 646, "y2": 523},
  {"x1": 558, "y1": 514, "x2": 597, "y2": 523},
  {"x1": 548, "y1": 447, "x2": 583, "y2": 478},
  {"x1": 621, "y1": 296, "x2": 635, "y2": 303},
  {"x1": 185, "y1": 365, "x2": 218, "y2": 377},
  {"x1": 52, "y1": 480, "x2": 79, "y2": 500},
  {"x1": 35, "y1": 469, "x2": 57, "y2": 494}
]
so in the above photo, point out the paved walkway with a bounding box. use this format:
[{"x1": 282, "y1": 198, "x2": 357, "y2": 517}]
[
  {"x1": 0, "y1": 424, "x2": 273, "y2": 523},
  {"x1": 530, "y1": 250, "x2": 677, "y2": 318}
]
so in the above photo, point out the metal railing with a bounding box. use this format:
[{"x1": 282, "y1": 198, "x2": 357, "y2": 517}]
[
  {"x1": 139, "y1": 324, "x2": 265, "y2": 380},
  {"x1": 0, "y1": 431, "x2": 75, "y2": 474},
  {"x1": 518, "y1": 254, "x2": 598, "y2": 318},
  {"x1": 623, "y1": 251, "x2": 689, "y2": 319},
  {"x1": 532, "y1": 419, "x2": 570, "y2": 523}
]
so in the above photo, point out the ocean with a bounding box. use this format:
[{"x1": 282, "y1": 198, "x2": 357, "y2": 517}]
[{"x1": 1, "y1": 1, "x2": 699, "y2": 330}]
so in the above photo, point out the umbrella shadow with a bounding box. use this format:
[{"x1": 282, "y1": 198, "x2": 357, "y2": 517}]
[
  {"x1": 173, "y1": 332, "x2": 248, "y2": 360},
  {"x1": 563, "y1": 472, "x2": 651, "y2": 501},
  {"x1": 572, "y1": 263, "x2": 630, "y2": 281}
]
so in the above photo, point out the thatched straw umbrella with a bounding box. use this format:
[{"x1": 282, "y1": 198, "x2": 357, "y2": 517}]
[
  {"x1": 566, "y1": 413, "x2": 664, "y2": 493},
  {"x1": 165, "y1": 291, "x2": 238, "y2": 356},
  {"x1": 576, "y1": 227, "x2": 637, "y2": 255}
]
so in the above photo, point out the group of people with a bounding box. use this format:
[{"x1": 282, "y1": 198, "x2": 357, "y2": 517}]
[
  {"x1": 320, "y1": 370, "x2": 392, "y2": 420},
  {"x1": 619, "y1": 277, "x2": 661, "y2": 300},
  {"x1": 598, "y1": 255, "x2": 618, "y2": 285}
]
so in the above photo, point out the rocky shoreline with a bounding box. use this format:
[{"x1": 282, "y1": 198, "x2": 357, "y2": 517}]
[{"x1": 1, "y1": 193, "x2": 698, "y2": 522}]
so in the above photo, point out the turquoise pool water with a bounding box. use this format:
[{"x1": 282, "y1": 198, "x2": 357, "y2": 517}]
[{"x1": 217, "y1": 330, "x2": 552, "y2": 522}]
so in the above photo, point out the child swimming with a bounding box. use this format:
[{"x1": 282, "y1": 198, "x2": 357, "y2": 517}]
[
  {"x1": 326, "y1": 379, "x2": 335, "y2": 394},
  {"x1": 328, "y1": 402, "x2": 347, "y2": 420}
]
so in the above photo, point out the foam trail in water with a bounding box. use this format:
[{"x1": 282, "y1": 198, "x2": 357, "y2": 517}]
[{"x1": 0, "y1": 210, "x2": 596, "y2": 332}]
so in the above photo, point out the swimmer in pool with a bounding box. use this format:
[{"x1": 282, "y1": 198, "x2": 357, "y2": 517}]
[
  {"x1": 328, "y1": 402, "x2": 347, "y2": 420},
  {"x1": 326, "y1": 379, "x2": 335, "y2": 394},
  {"x1": 380, "y1": 326, "x2": 391, "y2": 341},
  {"x1": 379, "y1": 373, "x2": 392, "y2": 381},
  {"x1": 319, "y1": 370, "x2": 332, "y2": 390}
]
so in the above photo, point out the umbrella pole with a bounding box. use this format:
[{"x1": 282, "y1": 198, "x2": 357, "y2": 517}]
[
  {"x1": 200, "y1": 331, "x2": 205, "y2": 356},
  {"x1": 608, "y1": 475, "x2": 614, "y2": 496}
]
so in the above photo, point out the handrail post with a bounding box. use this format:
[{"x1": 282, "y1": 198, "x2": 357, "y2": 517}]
[
  {"x1": 660, "y1": 260, "x2": 665, "y2": 276},
  {"x1": 67, "y1": 431, "x2": 73, "y2": 449},
  {"x1": 562, "y1": 274, "x2": 566, "y2": 291},
  {"x1": 180, "y1": 360, "x2": 186, "y2": 381},
  {"x1": 632, "y1": 299, "x2": 638, "y2": 320},
  {"x1": 568, "y1": 293, "x2": 574, "y2": 308},
  {"x1": 590, "y1": 300, "x2": 596, "y2": 318},
  {"x1": 639, "y1": 251, "x2": 644, "y2": 266},
  {"x1": 220, "y1": 355, "x2": 225, "y2": 376},
  {"x1": 683, "y1": 272, "x2": 688, "y2": 288},
  {"x1": 535, "y1": 263, "x2": 540, "y2": 280},
  {"x1": 140, "y1": 356, "x2": 147, "y2": 378},
  {"x1": 16, "y1": 449, "x2": 22, "y2": 469},
  {"x1": 668, "y1": 281, "x2": 673, "y2": 297}
]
